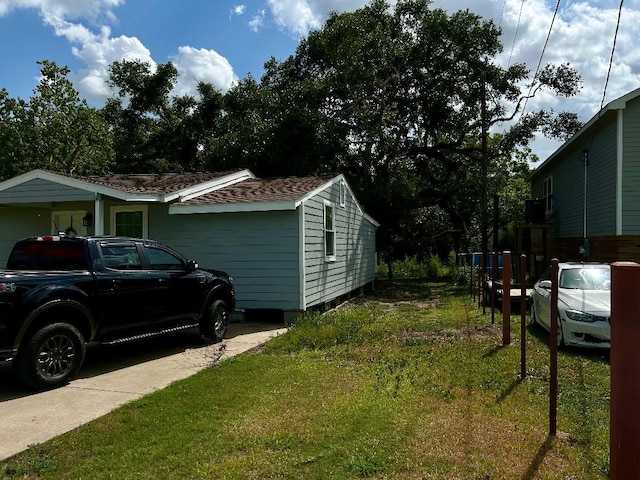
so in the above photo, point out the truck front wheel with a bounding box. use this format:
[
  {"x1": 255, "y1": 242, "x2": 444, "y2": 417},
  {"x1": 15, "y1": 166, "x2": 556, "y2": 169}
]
[{"x1": 14, "y1": 323, "x2": 86, "y2": 390}]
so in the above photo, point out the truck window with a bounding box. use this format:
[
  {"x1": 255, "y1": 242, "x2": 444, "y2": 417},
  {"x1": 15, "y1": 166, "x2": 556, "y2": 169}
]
[
  {"x1": 146, "y1": 247, "x2": 184, "y2": 270},
  {"x1": 101, "y1": 245, "x2": 142, "y2": 270},
  {"x1": 7, "y1": 241, "x2": 87, "y2": 270}
]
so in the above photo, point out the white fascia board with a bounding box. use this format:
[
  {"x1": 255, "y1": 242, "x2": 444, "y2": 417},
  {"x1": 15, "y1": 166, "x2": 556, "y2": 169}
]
[
  {"x1": 0, "y1": 169, "x2": 163, "y2": 202},
  {"x1": 169, "y1": 201, "x2": 297, "y2": 215},
  {"x1": 296, "y1": 174, "x2": 379, "y2": 227},
  {"x1": 167, "y1": 169, "x2": 256, "y2": 202}
]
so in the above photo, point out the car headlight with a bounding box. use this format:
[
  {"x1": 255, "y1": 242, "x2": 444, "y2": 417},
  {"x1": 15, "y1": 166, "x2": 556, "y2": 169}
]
[{"x1": 565, "y1": 310, "x2": 598, "y2": 323}]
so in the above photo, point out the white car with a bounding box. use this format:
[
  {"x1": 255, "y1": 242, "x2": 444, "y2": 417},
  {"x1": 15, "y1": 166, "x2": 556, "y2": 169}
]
[{"x1": 530, "y1": 263, "x2": 611, "y2": 348}]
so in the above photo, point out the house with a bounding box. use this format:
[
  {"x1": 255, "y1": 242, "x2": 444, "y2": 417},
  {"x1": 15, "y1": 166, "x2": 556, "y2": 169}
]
[
  {"x1": 529, "y1": 87, "x2": 640, "y2": 263},
  {"x1": 0, "y1": 169, "x2": 378, "y2": 322}
]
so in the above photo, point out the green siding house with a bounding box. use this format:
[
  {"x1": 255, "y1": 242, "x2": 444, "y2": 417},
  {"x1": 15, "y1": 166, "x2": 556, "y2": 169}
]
[
  {"x1": 0, "y1": 169, "x2": 378, "y2": 322},
  {"x1": 530, "y1": 87, "x2": 640, "y2": 263}
]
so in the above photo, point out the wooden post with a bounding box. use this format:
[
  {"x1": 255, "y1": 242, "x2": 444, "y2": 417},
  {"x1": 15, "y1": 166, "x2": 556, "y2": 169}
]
[
  {"x1": 520, "y1": 254, "x2": 527, "y2": 379},
  {"x1": 549, "y1": 259, "x2": 558, "y2": 436},
  {"x1": 502, "y1": 251, "x2": 511, "y2": 345},
  {"x1": 610, "y1": 262, "x2": 640, "y2": 479}
]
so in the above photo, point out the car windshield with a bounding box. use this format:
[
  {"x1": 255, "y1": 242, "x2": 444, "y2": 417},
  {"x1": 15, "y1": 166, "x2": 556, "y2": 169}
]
[{"x1": 559, "y1": 267, "x2": 610, "y2": 290}]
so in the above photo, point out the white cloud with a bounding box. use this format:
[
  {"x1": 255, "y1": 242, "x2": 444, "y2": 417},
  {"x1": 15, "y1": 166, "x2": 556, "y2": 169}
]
[
  {"x1": 232, "y1": 5, "x2": 246, "y2": 16},
  {"x1": 264, "y1": 0, "x2": 397, "y2": 36},
  {"x1": 71, "y1": 29, "x2": 155, "y2": 102},
  {"x1": 0, "y1": 0, "x2": 123, "y2": 21},
  {"x1": 249, "y1": 9, "x2": 266, "y2": 32},
  {"x1": 1, "y1": 0, "x2": 238, "y2": 103},
  {"x1": 172, "y1": 46, "x2": 238, "y2": 96}
]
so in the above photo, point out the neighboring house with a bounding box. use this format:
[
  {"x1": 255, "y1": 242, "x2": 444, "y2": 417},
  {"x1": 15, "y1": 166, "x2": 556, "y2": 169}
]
[
  {"x1": 0, "y1": 169, "x2": 378, "y2": 322},
  {"x1": 530, "y1": 87, "x2": 640, "y2": 263}
]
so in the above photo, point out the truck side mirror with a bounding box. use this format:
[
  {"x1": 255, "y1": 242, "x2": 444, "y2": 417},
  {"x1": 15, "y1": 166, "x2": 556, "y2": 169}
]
[{"x1": 186, "y1": 259, "x2": 199, "y2": 271}]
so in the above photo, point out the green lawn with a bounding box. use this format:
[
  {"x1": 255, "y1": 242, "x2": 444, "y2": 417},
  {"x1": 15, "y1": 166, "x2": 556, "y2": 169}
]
[{"x1": 2, "y1": 280, "x2": 610, "y2": 479}]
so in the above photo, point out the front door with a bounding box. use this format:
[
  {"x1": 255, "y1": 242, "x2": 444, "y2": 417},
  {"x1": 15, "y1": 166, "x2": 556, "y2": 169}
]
[{"x1": 52, "y1": 210, "x2": 86, "y2": 236}]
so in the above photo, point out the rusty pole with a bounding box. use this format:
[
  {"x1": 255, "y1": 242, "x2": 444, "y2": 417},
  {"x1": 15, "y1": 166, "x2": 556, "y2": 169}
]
[
  {"x1": 549, "y1": 259, "x2": 558, "y2": 436},
  {"x1": 520, "y1": 254, "x2": 526, "y2": 379},
  {"x1": 502, "y1": 251, "x2": 511, "y2": 346},
  {"x1": 610, "y1": 262, "x2": 640, "y2": 479}
]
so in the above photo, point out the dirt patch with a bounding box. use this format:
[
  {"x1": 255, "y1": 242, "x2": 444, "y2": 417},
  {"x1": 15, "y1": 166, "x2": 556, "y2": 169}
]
[{"x1": 400, "y1": 324, "x2": 502, "y2": 344}]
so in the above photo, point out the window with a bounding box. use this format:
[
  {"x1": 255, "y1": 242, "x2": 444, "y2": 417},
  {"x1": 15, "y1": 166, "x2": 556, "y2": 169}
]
[
  {"x1": 339, "y1": 180, "x2": 347, "y2": 208},
  {"x1": 146, "y1": 247, "x2": 184, "y2": 270},
  {"x1": 101, "y1": 245, "x2": 142, "y2": 270},
  {"x1": 7, "y1": 240, "x2": 86, "y2": 270},
  {"x1": 111, "y1": 205, "x2": 148, "y2": 238},
  {"x1": 543, "y1": 176, "x2": 553, "y2": 214},
  {"x1": 324, "y1": 201, "x2": 336, "y2": 260}
]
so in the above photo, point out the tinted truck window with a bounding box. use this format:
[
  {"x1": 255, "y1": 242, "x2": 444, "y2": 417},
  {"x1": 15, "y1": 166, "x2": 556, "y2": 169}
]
[{"x1": 7, "y1": 240, "x2": 87, "y2": 270}]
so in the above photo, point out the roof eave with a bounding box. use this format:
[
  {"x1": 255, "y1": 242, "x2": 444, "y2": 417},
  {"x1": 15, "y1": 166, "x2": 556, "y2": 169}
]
[
  {"x1": 169, "y1": 201, "x2": 297, "y2": 214},
  {"x1": 531, "y1": 87, "x2": 640, "y2": 180},
  {"x1": 0, "y1": 169, "x2": 163, "y2": 201}
]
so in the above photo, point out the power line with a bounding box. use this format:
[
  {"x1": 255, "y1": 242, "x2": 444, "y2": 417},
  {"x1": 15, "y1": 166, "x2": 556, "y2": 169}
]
[
  {"x1": 507, "y1": 0, "x2": 525, "y2": 67},
  {"x1": 589, "y1": 0, "x2": 625, "y2": 150},
  {"x1": 520, "y1": 0, "x2": 562, "y2": 119}
]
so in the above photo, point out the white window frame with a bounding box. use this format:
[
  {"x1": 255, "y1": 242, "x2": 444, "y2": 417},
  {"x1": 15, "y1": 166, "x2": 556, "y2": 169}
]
[
  {"x1": 339, "y1": 180, "x2": 347, "y2": 208},
  {"x1": 51, "y1": 210, "x2": 86, "y2": 235},
  {"x1": 110, "y1": 205, "x2": 149, "y2": 238},
  {"x1": 543, "y1": 176, "x2": 553, "y2": 214},
  {"x1": 324, "y1": 200, "x2": 336, "y2": 262}
]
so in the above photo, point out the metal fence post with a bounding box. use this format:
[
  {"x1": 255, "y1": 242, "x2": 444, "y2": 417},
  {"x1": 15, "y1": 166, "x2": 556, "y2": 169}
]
[
  {"x1": 502, "y1": 251, "x2": 511, "y2": 345},
  {"x1": 610, "y1": 262, "x2": 640, "y2": 479},
  {"x1": 549, "y1": 259, "x2": 558, "y2": 436},
  {"x1": 520, "y1": 254, "x2": 526, "y2": 379}
]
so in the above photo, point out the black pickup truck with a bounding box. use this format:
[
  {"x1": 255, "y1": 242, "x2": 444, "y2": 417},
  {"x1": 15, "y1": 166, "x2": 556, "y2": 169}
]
[{"x1": 0, "y1": 235, "x2": 235, "y2": 389}]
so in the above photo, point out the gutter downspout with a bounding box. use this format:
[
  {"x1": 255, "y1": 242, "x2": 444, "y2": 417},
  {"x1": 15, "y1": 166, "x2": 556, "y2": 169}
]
[{"x1": 617, "y1": 109, "x2": 623, "y2": 235}]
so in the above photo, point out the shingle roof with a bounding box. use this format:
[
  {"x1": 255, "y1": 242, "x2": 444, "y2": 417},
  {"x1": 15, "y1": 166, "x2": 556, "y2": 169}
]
[
  {"x1": 179, "y1": 176, "x2": 332, "y2": 205},
  {"x1": 72, "y1": 171, "x2": 241, "y2": 195}
]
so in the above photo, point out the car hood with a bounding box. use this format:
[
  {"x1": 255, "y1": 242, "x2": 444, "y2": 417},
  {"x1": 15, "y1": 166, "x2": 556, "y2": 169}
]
[{"x1": 558, "y1": 289, "x2": 610, "y2": 315}]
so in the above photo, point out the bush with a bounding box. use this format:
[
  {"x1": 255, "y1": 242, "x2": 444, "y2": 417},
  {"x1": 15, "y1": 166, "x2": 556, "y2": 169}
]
[
  {"x1": 426, "y1": 254, "x2": 443, "y2": 278},
  {"x1": 376, "y1": 257, "x2": 424, "y2": 279},
  {"x1": 451, "y1": 265, "x2": 471, "y2": 286}
]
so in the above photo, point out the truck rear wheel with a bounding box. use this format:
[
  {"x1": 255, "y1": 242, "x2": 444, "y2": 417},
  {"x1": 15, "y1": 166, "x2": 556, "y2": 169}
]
[
  {"x1": 200, "y1": 299, "x2": 229, "y2": 344},
  {"x1": 14, "y1": 323, "x2": 86, "y2": 390}
]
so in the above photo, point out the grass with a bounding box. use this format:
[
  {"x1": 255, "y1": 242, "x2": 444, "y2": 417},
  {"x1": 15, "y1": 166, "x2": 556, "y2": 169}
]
[{"x1": 1, "y1": 280, "x2": 610, "y2": 479}]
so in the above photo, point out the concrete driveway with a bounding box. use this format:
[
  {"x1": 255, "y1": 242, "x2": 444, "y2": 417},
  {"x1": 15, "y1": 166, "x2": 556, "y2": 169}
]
[{"x1": 0, "y1": 322, "x2": 287, "y2": 462}]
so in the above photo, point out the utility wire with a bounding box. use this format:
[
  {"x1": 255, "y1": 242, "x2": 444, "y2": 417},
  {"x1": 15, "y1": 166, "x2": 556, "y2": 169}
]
[
  {"x1": 507, "y1": 0, "x2": 525, "y2": 67},
  {"x1": 520, "y1": 0, "x2": 562, "y2": 119},
  {"x1": 588, "y1": 0, "x2": 625, "y2": 150},
  {"x1": 498, "y1": 0, "x2": 507, "y2": 29}
]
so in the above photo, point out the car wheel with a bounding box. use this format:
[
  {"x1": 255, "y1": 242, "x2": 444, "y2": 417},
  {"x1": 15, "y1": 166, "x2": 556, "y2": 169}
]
[
  {"x1": 529, "y1": 302, "x2": 538, "y2": 326},
  {"x1": 13, "y1": 323, "x2": 86, "y2": 390},
  {"x1": 200, "y1": 299, "x2": 229, "y2": 344}
]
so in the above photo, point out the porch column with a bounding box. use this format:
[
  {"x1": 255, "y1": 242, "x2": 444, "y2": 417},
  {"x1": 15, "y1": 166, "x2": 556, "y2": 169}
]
[{"x1": 94, "y1": 193, "x2": 104, "y2": 235}]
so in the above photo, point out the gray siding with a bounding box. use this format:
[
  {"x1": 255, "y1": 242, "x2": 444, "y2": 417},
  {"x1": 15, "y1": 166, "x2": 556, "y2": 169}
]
[
  {"x1": 148, "y1": 205, "x2": 302, "y2": 311},
  {"x1": 303, "y1": 182, "x2": 377, "y2": 308},
  {"x1": 0, "y1": 179, "x2": 95, "y2": 203},
  {"x1": 622, "y1": 96, "x2": 640, "y2": 234},
  {"x1": 0, "y1": 207, "x2": 50, "y2": 266},
  {"x1": 585, "y1": 115, "x2": 617, "y2": 236},
  {"x1": 533, "y1": 114, "x2": 617, "y2": 238}
]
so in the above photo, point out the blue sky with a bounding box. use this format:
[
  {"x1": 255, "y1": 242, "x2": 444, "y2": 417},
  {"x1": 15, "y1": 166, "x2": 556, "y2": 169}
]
[{"x1": 2, "y1": 0, "x2": 640, "y2": 159}]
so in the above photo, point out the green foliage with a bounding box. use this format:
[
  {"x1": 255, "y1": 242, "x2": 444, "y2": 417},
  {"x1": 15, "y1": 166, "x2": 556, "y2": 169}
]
[
  {"x1": 0, "y1": 61, "x2": 114, "y2": 180},
  {"x1": 426, "y1": 254, "x2": 444, "y2": 278},
  {"x1": 451, "y1": 265, "x2": 472, "y2": 286},
  {"x1": 103, "y1": 60, "x2": 224, "y2": 173}
]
